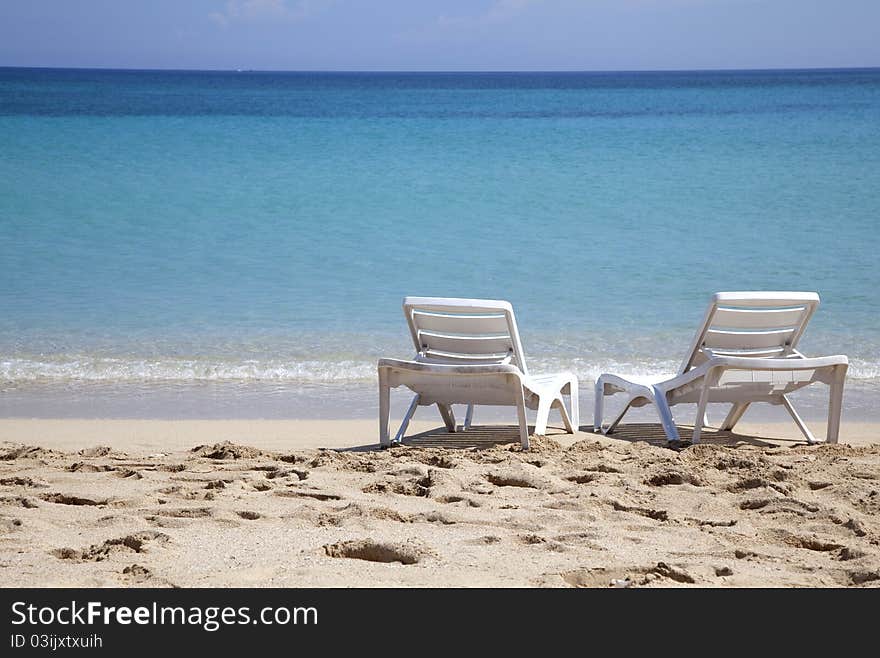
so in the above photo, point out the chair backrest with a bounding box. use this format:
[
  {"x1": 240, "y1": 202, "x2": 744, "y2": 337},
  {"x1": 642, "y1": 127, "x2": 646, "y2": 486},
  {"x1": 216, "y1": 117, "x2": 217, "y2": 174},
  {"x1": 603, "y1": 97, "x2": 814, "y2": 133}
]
[
  {"x1": 402, "y1": 297, "x2": 529, "y2": 375},
  {"x1": 679, "y1": 291, "x2": 820, "y2": 374}
]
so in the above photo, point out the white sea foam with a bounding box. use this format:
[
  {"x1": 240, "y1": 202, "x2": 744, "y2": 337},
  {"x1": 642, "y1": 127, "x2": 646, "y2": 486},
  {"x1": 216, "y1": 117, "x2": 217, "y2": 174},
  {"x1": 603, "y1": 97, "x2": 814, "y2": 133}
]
[
  {"x1": 0, "y1": 356, "x2": 377, "y2": 384},
  {"x1": 2, "y1": 354, "x2": 878, "y2": 386}
]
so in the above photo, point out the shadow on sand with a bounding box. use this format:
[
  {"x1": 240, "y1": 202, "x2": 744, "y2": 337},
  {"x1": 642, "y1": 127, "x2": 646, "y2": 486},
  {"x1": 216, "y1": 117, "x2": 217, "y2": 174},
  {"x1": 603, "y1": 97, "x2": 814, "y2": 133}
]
[{"x1": 341, "y1": 422, "x2": 804, "y2": 452}]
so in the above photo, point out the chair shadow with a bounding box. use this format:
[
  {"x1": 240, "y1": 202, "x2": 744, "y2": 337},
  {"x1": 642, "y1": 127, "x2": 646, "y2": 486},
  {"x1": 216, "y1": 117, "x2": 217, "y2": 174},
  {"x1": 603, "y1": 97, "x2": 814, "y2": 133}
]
[
  {"x1": 599, "y1": 422, "x2": 802, "y2": 448},
  {"x1": 340, "y1": 422, "x2": 804, "y2": 452},
  {"x1": 340, "y1": 424, "x2": 561, "y2": 452},
  {"x1": 401, "y1": 424, "x2": 534, "y2": 449}
]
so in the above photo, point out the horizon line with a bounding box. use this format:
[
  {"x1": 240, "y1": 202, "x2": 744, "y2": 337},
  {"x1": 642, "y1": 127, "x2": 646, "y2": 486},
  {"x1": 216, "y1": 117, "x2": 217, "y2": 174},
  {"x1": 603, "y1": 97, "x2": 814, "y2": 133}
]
[{"x1": 2, "y1": 64, "x2": 880, "y2": 75}]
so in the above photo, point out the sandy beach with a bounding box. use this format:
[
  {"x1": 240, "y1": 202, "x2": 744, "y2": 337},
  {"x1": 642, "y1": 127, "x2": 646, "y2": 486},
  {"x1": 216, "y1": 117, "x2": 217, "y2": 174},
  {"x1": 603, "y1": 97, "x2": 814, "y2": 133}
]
[{"x1": 1, "y1": 419, "x2": 878, "y2": 587}]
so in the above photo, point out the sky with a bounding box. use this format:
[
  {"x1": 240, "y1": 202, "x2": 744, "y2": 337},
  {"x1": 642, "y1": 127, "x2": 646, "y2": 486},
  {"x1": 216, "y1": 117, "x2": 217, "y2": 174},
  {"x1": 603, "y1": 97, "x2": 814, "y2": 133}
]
[{"x1": 1, "y1": 0, "x2": 879, "y2": 71}]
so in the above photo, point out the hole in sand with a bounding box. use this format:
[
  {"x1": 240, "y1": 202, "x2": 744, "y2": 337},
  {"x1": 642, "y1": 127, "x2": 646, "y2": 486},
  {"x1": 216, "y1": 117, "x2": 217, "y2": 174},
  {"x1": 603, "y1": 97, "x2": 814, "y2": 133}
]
[{"x1": 323, "y1": 539, "x2": 426, "y2": 565}]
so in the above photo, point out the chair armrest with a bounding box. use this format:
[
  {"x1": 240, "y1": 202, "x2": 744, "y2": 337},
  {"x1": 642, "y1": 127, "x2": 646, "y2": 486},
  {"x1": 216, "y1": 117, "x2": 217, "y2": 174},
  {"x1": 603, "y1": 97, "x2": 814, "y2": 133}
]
[{"x1": 706, "y1": 354, "x2": 848, "y2": 370}]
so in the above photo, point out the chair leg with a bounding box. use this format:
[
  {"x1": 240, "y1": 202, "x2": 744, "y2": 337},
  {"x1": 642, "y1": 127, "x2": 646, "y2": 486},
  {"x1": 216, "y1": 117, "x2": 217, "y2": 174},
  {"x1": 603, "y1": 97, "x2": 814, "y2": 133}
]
[
  {"x1": 567, "y1": 378, "x2": 579, "y2": 431},
  {"x1": 437, "y1": 403, "x2": 456, "y2": 433},
  {"x1": 464, "y1": 404, "x2": 474, "y2": 431},
  {"x1": 827, "y1": 365, "x2": 846, "y2": 444},
  {"x1": 721, "y1": 402, "x2": 750, "y2": 431},
  {"x1": 692, "y1": 382, "x2": 711, "y2": 444},
  {"x1": 605, "y1": 398, "x2": 634, "y2": 434},
  {"x1": 780, "y1": 395, "x2": 816, "y2": 444},
  {"x1": 651, "y1": 386, "x2": 680, "y2": 442},
  {"x1": 393, "y1": 394, "x2": 420, "y2": 444},
  {"x1": 514, "y1": 387, "x2": 530, "y2": 450},
  {"x1": 535, "y1": 396, "x2": 552, "y2": 435},
  {"x1": 555, "y1": 399, "x2": 574, "y2": 433},
  {"x1": 379, "y1": 378, "x2": 391, "y2": 448},
  {"x1": 593, "y1": 380, "x2": 605, "y2": 433}
]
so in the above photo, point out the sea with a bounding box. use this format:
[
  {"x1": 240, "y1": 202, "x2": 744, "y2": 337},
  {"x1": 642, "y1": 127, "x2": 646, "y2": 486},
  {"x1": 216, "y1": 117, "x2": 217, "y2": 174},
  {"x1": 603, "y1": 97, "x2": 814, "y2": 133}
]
[{"x1": 1, "y1": 67, "x2": 878, "y2": 422}]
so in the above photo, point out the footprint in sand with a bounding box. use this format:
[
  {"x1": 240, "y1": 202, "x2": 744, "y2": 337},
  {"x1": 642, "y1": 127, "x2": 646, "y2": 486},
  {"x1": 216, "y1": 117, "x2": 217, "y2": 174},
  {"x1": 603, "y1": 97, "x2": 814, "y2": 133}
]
[
  {"x1": 263, "y1": 468, "x2": 308, "y2": 481},
  {"x1": 519, "y1": 533, "x2": 546, "y2": 545},
  {"x1": 739, "y1": 498, "x2": 772, "y2": 510},
  {"x1": 847, "y1": 568, "x2": 880, "y2": 585},
  {"x1": 190, "y1": 442, "x2": 268, "y2": 460},
  {"x1": 121, "y1": 564, "x2": 153, "y2": 583},
  {"x1": 685, "y1": 517, "x2": 737, "y2": 528},
  {"x1": 157, "y1": 464, "x2": 186, "y2": 473},
  {"x1": 566, "y1": 473, "x2": 599, "y2": 484},
  {"x1": 727, "y1": 477, "x2": 788, "y2": 495},
  {"x1": 0, "y1": 445, "x2": 60, "y2": 460},
  {"x1": 569, "y1": 563, "x2": 695, "y2": 587},
  {"x1": 839, "y1": 547, "x2": 866, "y2": 561},
  {"x1": 78, "y1": 446, "x2": 113, "y2": 458},
  {"x1": 752, "y1": 498, "x2": 820, "y2": 516},
  {"x1": 830, "y1": 517, "x2": 868, "y2": 537},
  {"x1": 52, "y1": 531, "x2": 169, "y2": 562},
  {"x1": 561, "y1": 567, "x2": 641, "y2": 588},
  {"x1": 323, "y1": 538, "x2": 431, "y2": 565},
  {"x1": 362, "y1": 476, "x2": 430, "y2": 497},
  {"x1": 611, "y1": 500, "x2": 669, "y2": 521},
  {"x1": 485, "y1": 470, "x2": 549, "y2": 489},
  {"x1": 114, "y1": 469, "x2": 143, "y2": 479},
  {"x1": 582, "y1": 464, "x2": 622, "y2": 474},
  {"x1": 434, "y1": 494, "x2": 481, "y2": 507},
  {"x1": 776, "y1": 531, "x2": 844, "y2": 552},
  {"x1": 150, "y1": 507, "x2": 213, "y2": 519},
  {"x1": 643, "y1": 469, "x2": 706, "y2": 487},
  {"x1": 0, "y1": 476, "x2": 48, "y2": 488},
  {"x1": 416, "y1": 454, "x2": 458, "y2": 469},
  {"x1": 293, "y1": 503, "x2": 410, "y2": 527},
  {"x1": 651, "y1": 561, "x2": 696, "y2": 584},
  {"x1": 0, "y1": 495, "x2": 39, "y2": 508},
  {"x1": 40, "y1": 493, "x2": 108, "y2": 506},
  {"x1": 272, "y1": 489, "x2": 342, "y2": 501}
]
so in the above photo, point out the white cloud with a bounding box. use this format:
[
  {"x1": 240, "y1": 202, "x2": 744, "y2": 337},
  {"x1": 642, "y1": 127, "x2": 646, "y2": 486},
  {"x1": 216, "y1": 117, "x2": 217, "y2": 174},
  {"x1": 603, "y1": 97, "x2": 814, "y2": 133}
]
[{"x1": 209, "y1": 0, "x2": 328, "y2": 28}]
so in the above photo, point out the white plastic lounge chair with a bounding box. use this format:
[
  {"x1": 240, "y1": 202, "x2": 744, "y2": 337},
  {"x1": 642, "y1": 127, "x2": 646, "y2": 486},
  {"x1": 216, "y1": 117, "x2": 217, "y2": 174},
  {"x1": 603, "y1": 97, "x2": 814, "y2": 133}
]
[
  {"x1": 378, "y1": 297, "x2": 579, "y2": 449},
  {"x1": 594, "y1": 292, "x2": 848, "y2": 444}
]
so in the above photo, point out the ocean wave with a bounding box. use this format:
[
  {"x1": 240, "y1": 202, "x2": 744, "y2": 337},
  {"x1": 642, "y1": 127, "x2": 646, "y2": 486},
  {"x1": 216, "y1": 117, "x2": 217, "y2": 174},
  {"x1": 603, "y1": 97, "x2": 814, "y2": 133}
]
[
  {"x1": 2, "y1": 355, "x2": 879, "y2": 386},
  {"x1": 0, "y1": 356, "x2": 377, "y2": 384}
]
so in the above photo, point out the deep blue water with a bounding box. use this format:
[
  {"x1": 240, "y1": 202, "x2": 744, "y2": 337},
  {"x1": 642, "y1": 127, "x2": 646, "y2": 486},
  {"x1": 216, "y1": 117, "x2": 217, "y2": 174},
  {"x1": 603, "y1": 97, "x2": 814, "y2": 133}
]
[{"x1": 1, "y1": 67, "x2": 878, "y2": 417}]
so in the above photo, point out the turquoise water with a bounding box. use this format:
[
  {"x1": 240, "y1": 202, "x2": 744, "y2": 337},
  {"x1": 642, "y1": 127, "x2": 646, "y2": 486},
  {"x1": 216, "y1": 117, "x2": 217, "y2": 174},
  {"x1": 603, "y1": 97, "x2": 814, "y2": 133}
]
[{"x1": 1, "y1": 68, "x2": 879, "y2": 419}]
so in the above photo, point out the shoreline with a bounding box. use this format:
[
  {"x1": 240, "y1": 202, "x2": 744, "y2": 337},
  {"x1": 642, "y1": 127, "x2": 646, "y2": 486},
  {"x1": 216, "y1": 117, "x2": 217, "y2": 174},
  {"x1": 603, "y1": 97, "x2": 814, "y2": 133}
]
[
  {"x1": 2, "y1": 381, "x2": 878, "y2": 423},
  {"x1": 0, "y1": 418, "x2": 876, "y2": 455}
]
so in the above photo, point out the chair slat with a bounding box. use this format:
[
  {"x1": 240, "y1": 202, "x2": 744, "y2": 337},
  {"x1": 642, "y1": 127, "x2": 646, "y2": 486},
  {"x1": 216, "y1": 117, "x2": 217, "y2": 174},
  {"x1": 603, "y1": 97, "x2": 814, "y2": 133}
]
[
  {"x1": 712, "y1": 306, "x2": 806, "y2": 330},
  {"x1": 411, "y1": 310, "x2": 510, "y2": 335},
  {"x1": 704, "y1": 328, "x2": 796, "y2": 350},
  {"x1": 421, "y1": 350, "x2": 513, "y2": 363},
  {"x1": 417, "y1": 331, "x2": 513, "y2": 358},
  {"x1": 705, "y1": 346, "x2": 787, "y2": 357}
]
